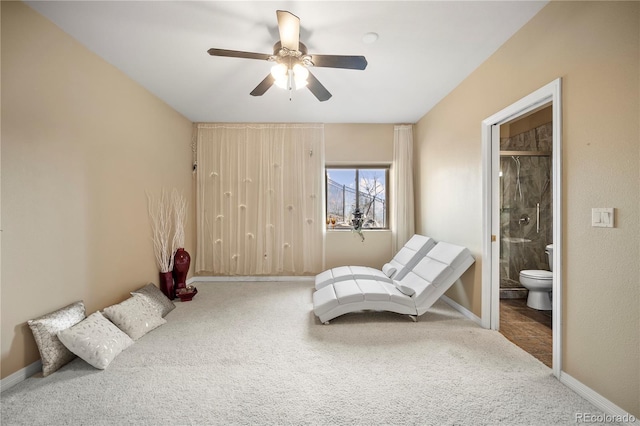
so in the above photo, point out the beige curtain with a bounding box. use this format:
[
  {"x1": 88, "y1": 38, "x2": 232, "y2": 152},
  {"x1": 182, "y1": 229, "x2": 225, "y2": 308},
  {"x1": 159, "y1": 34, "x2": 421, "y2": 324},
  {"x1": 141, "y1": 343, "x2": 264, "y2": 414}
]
[
  {"x1": 392, "y1": 124, "x2": 415, "y2": 253},
  {"x1": 195, "y1": 123, "x2": 324, "y2": 275}
]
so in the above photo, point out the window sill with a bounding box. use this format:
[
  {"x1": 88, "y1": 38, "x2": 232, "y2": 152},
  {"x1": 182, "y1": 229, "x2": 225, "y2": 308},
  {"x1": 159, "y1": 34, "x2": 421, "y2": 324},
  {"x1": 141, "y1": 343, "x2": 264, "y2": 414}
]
[{"x1": 326, "y1": 228, "x2": 391, "y2": 232}]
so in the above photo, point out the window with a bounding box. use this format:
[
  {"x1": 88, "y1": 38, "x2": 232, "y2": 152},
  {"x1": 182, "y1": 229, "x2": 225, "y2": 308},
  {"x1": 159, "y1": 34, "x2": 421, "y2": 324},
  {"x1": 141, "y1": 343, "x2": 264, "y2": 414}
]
[{"x1": 326, "y1": 167, "x2": 388, "y2": 229}]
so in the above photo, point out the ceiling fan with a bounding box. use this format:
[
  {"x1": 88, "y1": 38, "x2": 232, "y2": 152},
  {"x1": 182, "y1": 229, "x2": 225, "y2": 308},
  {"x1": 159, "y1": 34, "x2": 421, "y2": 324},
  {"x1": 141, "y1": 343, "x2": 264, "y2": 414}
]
[{"x1": 207, "y1": 10, "x2": 368, "y2": 102}]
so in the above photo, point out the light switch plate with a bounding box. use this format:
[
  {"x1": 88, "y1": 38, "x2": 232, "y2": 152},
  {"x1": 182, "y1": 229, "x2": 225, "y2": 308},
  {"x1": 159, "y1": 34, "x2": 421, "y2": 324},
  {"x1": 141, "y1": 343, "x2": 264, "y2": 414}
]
[{"x1": 592, "y1": 208, "x2": 614, "y2": 228}]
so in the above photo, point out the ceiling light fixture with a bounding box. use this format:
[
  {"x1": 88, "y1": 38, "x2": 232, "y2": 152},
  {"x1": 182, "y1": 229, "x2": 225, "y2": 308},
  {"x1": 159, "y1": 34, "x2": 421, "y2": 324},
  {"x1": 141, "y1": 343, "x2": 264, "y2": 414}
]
[{"x1": 270, "y1": 60, "x2": 309, "y2": 92}]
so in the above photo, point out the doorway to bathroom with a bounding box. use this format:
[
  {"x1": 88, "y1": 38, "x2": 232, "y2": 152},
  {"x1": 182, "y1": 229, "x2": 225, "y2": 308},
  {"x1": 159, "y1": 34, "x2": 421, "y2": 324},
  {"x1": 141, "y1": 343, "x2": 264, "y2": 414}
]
[
  {"x1": 498, "y1": 106, "x2": 553, "y2": 367},
  {"x1": 481, "y1": 78, "x2": 562, "y2": 377}
]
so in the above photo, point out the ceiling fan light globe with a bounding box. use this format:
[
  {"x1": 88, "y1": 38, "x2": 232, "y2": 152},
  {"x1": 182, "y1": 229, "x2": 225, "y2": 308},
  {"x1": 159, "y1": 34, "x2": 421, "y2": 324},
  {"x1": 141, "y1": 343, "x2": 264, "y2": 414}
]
[
  {"x1": 294, "y1": 77, "x2": 308, "y2": 90},
  {"x1": 270, "y1": 63, "x2": 288, "y2": 79},
  {"x1": 274, "y1": 75, "x2": 289, "y2": 89},
  {"x1": 292, "y1": 63, "x2": 309, "y2": 80}
]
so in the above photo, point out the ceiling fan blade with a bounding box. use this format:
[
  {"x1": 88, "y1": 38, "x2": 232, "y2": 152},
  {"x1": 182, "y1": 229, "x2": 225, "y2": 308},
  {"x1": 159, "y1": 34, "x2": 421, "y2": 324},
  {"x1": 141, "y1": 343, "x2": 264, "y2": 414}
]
[
  {"x1": 250, "y1": 74, "x2": 275, "y2": 97},
  {"x1": 207, "y1": 48, "x2": 271, "y2": 61},
  {"x1": 276, "y1": 10, "x2": 300, "y2": 51},
  {"x1": 306, "y1": 71, "x2": 332, "y2": 102},
  {"x1": 310, "y1": 55, "x2": 368, "y2": 70}
]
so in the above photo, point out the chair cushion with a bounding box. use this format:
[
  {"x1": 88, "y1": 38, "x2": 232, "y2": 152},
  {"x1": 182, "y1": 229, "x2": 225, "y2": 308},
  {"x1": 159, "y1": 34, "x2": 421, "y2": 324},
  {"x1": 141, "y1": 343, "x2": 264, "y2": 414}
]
[
  {"x1": 404, "y1": 234, "x2": 434, "y2": 252},
  {"x1": 426, "y1": 242, "x2": 471, "y2": 269},
  {"x1": 333, "y1": 281, "x2": 365, "y2": 304},
  {"x1": 348, "y1": 266, "x2": 388, "y2": 281},
  {"x1": 313, "y1": 285, "x2": 339, "y2": 316},
  {"x1": 380, "y1": 282, "x2": 415, "y2": 308},
  {"x1": 412, "y1": 257, "x2": 453, "y2": 287},
  {"x1": 314, "y1": 270, "x2": 335, "y2": 288},
  {"x1": 356, "y1": 280, "x2": 391, "y2": 301}
]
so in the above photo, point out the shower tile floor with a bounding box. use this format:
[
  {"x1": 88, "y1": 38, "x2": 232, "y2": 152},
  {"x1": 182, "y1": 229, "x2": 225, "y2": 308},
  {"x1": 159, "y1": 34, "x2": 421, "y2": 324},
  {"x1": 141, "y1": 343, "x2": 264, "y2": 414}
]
[{"x1": 500, "y1": 299, "x2": 552, "y2": 368}]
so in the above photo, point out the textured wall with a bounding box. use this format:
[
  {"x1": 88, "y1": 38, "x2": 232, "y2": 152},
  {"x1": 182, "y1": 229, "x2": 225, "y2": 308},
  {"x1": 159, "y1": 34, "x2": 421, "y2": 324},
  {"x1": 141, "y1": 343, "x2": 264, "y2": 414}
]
[
  {"x1": 1, "y1": 1, "x2": 194, "y2": 379},
  {"x1": 414, "y1": 1, "x2": 639, "y2": 416}
]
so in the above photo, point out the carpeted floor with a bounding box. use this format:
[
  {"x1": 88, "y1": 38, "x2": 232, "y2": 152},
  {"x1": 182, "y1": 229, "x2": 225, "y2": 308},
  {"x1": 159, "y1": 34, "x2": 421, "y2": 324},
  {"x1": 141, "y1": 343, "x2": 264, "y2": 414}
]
[{"x1": 1, "y1": 281, "x2": 616, "y2": 425}]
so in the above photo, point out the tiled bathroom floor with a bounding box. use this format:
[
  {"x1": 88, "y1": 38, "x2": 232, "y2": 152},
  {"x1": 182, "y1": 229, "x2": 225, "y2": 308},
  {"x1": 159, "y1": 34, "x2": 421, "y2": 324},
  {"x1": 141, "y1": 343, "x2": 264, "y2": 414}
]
[{"x1": 500, "y1": 299, "x2": 552, "y2": 368}]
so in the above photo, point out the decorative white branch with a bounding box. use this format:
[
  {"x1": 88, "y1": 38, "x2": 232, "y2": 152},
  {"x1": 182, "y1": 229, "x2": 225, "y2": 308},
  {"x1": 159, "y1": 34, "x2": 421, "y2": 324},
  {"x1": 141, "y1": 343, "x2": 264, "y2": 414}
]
[
  {"x1": 146, "y1": 189, "x2": 174, "y2": 273},
  {"x1": 171, "y1": 189, "x2": 187, "y2": 252}
]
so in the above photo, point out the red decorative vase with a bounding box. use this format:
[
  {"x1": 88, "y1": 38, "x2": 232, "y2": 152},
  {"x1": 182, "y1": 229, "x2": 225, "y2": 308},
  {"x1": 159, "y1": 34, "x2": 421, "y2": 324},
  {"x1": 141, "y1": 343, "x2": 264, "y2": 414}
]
[
  {"x1": 159, "y1": 271, "x2": 175, "y2": 300},
  {"x1": 172, "y1": 248, "x2": 191, "y2": 291}
]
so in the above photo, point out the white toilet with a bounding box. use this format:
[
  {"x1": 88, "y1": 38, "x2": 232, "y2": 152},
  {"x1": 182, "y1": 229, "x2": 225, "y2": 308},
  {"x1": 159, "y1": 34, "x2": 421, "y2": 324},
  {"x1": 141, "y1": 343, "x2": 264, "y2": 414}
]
[{"x1": 519, "y1": 244, "x2": 553, "y2": 310}]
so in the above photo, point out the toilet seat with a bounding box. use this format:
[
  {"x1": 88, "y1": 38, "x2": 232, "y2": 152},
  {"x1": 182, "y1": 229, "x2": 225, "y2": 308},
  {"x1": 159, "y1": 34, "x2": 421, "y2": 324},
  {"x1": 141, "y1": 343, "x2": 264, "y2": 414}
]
[{"x1": 520, "y1": 270, "x2": 552, "y2": 281}]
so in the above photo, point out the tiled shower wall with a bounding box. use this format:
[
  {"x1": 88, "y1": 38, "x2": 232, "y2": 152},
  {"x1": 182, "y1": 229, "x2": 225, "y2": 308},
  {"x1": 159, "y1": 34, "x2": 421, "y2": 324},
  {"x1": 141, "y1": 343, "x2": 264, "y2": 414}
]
[{"x1": 500, "y1": 122, "x2": 553, "y2": 288}]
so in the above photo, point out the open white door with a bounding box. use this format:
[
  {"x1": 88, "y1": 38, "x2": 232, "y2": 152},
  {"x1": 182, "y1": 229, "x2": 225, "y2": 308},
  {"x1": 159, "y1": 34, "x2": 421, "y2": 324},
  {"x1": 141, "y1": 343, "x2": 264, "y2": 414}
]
[{"x1": 490, "y1": 125, "x2": 501, "y2": 330}]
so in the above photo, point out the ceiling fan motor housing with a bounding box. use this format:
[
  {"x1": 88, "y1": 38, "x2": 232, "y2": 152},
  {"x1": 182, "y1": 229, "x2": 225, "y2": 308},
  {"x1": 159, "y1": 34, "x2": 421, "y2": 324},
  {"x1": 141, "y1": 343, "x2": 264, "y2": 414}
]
[{"x1": 271, "y1": 41, "x2": 313, "y2": 68}]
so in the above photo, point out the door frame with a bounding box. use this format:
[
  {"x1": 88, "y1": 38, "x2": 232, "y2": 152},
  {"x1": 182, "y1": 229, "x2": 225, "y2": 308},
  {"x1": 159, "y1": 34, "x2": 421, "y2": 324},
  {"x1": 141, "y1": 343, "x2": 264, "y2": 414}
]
[{"x1": 481, "y1": 78, "x2": 562, "y2": 378}]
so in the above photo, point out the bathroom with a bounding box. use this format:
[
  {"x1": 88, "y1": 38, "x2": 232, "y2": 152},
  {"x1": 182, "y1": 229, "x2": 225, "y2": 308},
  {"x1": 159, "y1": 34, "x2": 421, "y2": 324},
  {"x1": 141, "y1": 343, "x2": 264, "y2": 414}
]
[{"x1": 498, "y1": 106, "x2": 553, "y2": 367}]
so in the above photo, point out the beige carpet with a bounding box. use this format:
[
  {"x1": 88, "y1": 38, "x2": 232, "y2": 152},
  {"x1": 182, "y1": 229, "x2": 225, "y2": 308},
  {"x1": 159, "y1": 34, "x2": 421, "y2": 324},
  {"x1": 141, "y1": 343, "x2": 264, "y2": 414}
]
[{"x1": 1, "y1": 281, "x2": 615, "y2": 425}]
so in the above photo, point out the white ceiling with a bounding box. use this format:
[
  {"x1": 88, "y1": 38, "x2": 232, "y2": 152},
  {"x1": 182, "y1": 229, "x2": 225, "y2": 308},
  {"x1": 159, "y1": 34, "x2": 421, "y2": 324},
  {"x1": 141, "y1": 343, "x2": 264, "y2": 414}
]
[{"x1": 26, "y1": 1, "x2": 548, "y2": 124}]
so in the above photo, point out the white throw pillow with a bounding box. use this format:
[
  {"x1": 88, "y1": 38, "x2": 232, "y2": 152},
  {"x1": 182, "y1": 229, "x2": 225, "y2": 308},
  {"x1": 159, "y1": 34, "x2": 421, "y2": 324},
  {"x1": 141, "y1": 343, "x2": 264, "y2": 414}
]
[
  {"x1": 57, "y1": 312, "x2": 133, "y2": 370},
  {"x1": 131, "y1": 283, "x2": 175, "y2": 317},
  {"x1": 27, "y1": 301, "x2": 86, "y2": 376},
  {"x1": 102, "y1": 295, "x2": 166, "y2": 341}
]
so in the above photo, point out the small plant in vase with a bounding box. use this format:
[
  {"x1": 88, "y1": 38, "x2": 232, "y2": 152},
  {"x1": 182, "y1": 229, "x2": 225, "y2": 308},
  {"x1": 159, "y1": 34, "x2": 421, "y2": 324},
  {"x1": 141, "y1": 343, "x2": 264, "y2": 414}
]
[{"x1": 351, "y1": 208, "x2": 365, "y2": 242}]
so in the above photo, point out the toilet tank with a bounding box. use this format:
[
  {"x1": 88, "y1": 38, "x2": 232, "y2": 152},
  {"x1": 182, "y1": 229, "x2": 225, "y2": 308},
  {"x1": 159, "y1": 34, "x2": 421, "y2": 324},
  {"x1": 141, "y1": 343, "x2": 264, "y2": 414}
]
[{"x1": 545, "y1": 244, "x2": 554, "y2": 271}]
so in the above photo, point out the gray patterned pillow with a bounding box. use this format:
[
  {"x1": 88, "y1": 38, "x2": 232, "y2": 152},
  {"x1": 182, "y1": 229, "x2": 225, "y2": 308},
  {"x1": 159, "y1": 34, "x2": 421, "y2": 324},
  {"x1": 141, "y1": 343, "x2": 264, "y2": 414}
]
[
  {"x1": 27, "y1": 301, "x2": 86, "y2": 376},
  {"x1": 103, "y1": 295, "x2": 166, "y2": 340},
  {"x1": 57, "y1": 311, "x2": 133, "y2": 370},
  {"x1": 131, "y1": 283, "x2": 175, "y2": 317}
]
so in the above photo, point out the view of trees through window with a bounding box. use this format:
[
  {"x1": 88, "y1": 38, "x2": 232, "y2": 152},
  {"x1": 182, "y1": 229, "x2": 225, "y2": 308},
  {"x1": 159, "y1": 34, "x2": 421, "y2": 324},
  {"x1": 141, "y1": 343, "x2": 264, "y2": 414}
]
[{"x1": 326, "y1": 167, "x2": 388, "y2": 229}]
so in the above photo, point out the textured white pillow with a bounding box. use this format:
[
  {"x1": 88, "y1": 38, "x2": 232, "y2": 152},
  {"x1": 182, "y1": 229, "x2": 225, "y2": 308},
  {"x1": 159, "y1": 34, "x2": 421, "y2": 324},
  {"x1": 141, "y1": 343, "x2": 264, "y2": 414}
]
[
  {"x1": 57, "y1": 312, "x2": 133, "y2": 370},
  {"x1": 27, "y1": 301, "x2": 86, "y2": 376},
  {"x1": 102, "y1": 295, "x2": 166, "y2": 341},
  {"x1": 131, "y1": 283, "x2": 175, "y2": 317}
]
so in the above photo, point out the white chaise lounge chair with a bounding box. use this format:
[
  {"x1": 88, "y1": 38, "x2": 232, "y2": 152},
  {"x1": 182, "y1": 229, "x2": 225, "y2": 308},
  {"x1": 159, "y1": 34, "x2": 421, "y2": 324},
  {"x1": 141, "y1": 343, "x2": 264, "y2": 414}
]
[
  {"x1": 314, "y1": 234, "x2": 436, "y2": 290},
  {"x1": 312, "y1": 241, "x2": 475, "y2": 324}
]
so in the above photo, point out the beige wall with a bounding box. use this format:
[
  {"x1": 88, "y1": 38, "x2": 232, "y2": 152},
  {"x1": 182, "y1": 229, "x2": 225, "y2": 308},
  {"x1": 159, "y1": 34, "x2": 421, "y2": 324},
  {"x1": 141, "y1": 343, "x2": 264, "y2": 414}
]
[
  {"x1": 324, "y1": 124, "x2": 394, "y2": 269},
  {"x1": 500, "y1": 105, "x2": 552, "y2": 138},
  {"x1": 1, "y1": 2, "x2": 194, "y2": 379},
  {"x1": 415, "y1": 1, "x2": 639, "y2": 416}
]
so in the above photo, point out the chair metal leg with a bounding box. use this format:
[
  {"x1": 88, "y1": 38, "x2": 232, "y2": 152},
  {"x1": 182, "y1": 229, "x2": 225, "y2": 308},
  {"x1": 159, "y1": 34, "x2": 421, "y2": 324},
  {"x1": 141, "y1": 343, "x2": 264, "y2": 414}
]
[{"x1": 408, "y1": 315, "x2": 417, "y2": 323}]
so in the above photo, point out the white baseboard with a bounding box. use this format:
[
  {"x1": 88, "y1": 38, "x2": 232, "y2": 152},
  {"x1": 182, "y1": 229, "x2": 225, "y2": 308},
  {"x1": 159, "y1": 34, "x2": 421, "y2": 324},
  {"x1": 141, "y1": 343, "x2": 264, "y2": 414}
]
[
  {"x1": 440, "y1": 295, "x2": 483, "y2": 326},
  {"x1": 1, "y1": 360, "x2": 41, "y2": 393},
  {"x1": 559, "y1": 372, "x2": 638, "y2": 425},
  {"x1": 187, "y1": 275, "x2": 314, "y2": 283}
]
